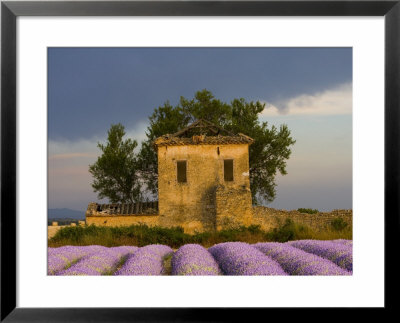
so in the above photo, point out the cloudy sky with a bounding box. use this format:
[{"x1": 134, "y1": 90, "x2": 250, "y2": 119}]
[{"x1": 48, "y1": 47, "x2": 352, "y2": 212}]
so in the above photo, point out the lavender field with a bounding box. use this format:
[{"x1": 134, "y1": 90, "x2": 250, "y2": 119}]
[{"x1": 48, "y1": 240, "x2": 352, "y2": 276}]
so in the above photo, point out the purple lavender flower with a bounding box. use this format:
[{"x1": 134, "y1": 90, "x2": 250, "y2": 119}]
[
  {"x1": 172, "y1": 244, "x2": 221, "y2": 276},
  {"x1": 109, "y1": 246, "x2": 139, "y2": 256},
  {"x1": 208, "y1": 242, "x2": 287, "y2": 275},
  {"x1": 114, "y1": 244, "x2": 173, "y2": 276},
  {"x1": 58, "y1": 246, "x2": 138, "y2": 276},
  {"x1": 331, "y1": 239, "x2": 353, "y2": 246},
  {"x1": 288, "y1": 240, "x2": 353, "y2": 272},
  {"x1": 254, "y1": 242, "x2": 351, "y2": 275},
  {"x1": 48, "y1": 245, "x2": 106, "y2": 275}
]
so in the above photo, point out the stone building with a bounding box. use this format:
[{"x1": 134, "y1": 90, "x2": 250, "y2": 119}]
[
  {"x1": 154, "y1": 119, "x2": 254, "y2": 232},
  {"x1": 86, "y1": 119, "x2": 254, "y2": 233},
  {"x1": 86, "y1": 119, "x2": 353, "y2": 233}
]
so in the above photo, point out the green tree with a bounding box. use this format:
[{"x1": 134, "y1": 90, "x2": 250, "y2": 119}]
[
  {"x1": 139, "y1": 89, "x2": 296, "y2": 204},
  {"x1": 89, "y1": 123, "x2": 142, "y2": 203}
]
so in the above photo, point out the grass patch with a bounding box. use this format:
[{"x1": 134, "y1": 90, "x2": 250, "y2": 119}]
[
  {"x1": 49, "y1": 224, "x2": 190, "y2": 248},
  {"x1": 266, "y1": 219, "x2": 309, "y2": 242},
  {"x1": 64, "y1": 257, "x2": 83, "y2": 270},
  {"x1": 49, "y1": 220, "x2": 352, "y2": 248},
  {"x1": 265, "y1": 218, "x2": 352, "y2": 242},
  {"x1": 162, "y1": 253, "x2": 174, "y2": 275},
  {"x1": 102, "y1": 254, "x2": 130, "y2": 275}
]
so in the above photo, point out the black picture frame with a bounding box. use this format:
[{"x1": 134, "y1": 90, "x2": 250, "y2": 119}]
[{"x1": 1, "y1": 1, "x2": 399, "y2": 321}]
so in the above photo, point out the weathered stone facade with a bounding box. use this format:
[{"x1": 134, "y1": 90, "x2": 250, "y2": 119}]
[
  {"x1": 156, "y1": 143, "x2": 252, "y2": 232},
  {"x1": 215, "y1": 185, "x2": 253, "y2": 230}
]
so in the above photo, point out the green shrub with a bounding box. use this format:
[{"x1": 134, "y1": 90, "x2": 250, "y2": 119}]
[
  {"x1": 265, "y1": 219, "x2": 313, "y2": 242},
  {"x1": 49, "y1": 220, "x2": 351, "y2": 248},
  {"x1": 49, "y1": 224, "x2": 190, "y2": 248},
  {"x1": 330, "y1": 218, "x2": 348, "y2": 231},
  {"x1": 297, "y1": 208, "x2": 319, "y2": 214},
  {"x1": 247, "y1": 224, "x2": 262, "y2": 234},
  {"x1": 266, "y1": 219, "x2": 296, "y2": 242}
]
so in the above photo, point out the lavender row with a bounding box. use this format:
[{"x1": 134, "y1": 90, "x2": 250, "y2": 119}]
[
  {"x1": 49, "y1": 240, "x2": 352, "y2": 276},
  {"x1": 331, "y1": 239, "x2": 353, "y2": 246},
  {"x1": 172, "y1": 244, "x2": 222, "y2": 276},
  {"x1": 254, "y1": 242, "x2": 350, "y2": 275},
  {"x1": 115, "y1": 244, "x2": 173, "y2": 275},
  {"x1": 58, "y1": 246, "x2": 138, "y2": 275},
  {"x1": 48, "y1": 245, "x2": 106, "y2": 275},
  {"x1": 208, "y1": 242, "x2": 287, "y2": 275},
  {"x1": 288, "y1": 240, "x2": 352, "y2": 272}
]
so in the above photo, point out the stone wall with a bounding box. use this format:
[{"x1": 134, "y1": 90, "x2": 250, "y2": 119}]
[
  {"x1": 85, "y1": 202, "x2": 160, "y2": 227},
  {"x1": 157, "y1": 144, "x2": 251, "y2": 233},
  {"x1": 85, "y1": 202, "x2": 352, "y2": 233},
  {"x1": 252, "y1": 207, "x2": 352, "y2": 231},
  {"x1": 86, "y1": 214, "x2": 159, "y2": 227},
  {"x1": 215, "y1": 185, "x2": 253, "y2": 230}
]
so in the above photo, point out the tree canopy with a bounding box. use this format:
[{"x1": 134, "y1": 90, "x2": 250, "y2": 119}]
[
  {"x1": 89, "y1": 123, "x2": 142, "y2": 203},
  {"x1": 139, "y1": 89, "x2": 296, "y2": 204}
]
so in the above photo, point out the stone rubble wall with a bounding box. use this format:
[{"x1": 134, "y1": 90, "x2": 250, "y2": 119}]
[
  {"x1": 252, "y1": 206, "x2": 352, "y2": 231},
  {"x1": 85, "y1": 214, "x2": 159, "y2": 227},
  {"x1": 85, "y1": 202, "x2": 160, "y2": 227},
  {"x1": 215, "y1": 185, "x2": 253, "y2": 230},
  {"x1": 85, "y1": 203, "x2": 352, "y2": 233}
]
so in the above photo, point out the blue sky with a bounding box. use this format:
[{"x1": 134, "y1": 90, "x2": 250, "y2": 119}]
[{"x1": 48, "y1": 47, "x2": 352, "y2": 212}]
